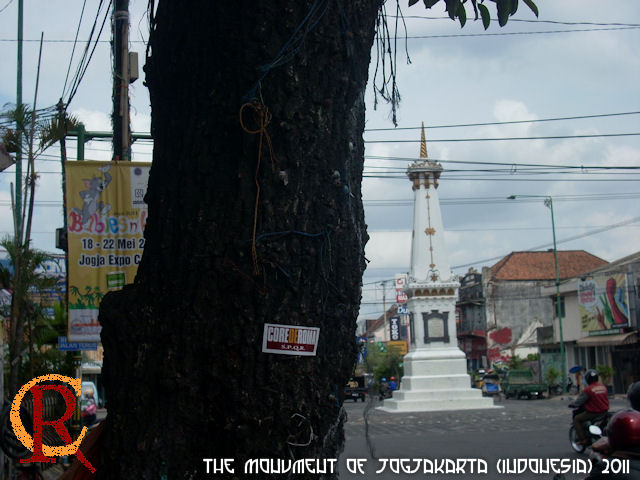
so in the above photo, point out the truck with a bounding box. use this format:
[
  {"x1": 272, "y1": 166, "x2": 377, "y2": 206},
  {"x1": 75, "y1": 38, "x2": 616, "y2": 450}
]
[
  {"x1": 501, "y1": 368, "x2": 547, "y2": 399},
  {"x1": 344, "y1": 375, "x2": 369, "y2": 402}
]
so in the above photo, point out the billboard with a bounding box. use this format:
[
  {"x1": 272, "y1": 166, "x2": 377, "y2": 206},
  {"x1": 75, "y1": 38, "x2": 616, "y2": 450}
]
[
  {"x1": 578, "y1": 273, "x2": 630, "y2": 332},
  {"x1": 65, "y1": 161, "x2": 150, "y2": 341}
]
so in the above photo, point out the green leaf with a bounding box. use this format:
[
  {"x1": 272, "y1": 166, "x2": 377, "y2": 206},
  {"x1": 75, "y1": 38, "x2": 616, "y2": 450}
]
[
  {"x1": 510, "y1": 0, "x2": 518, "y2": 16},
  {"x1": 496, "y1": 0, "x2": 510, "y2": 26},
  {"x1": 478, "y1": 3, "x2": 490, "y2": 29},
  {"x1": 445, "y1": 0, "x2": 458, "y2": 20},
  {"x1": 457, "y1": 1, "x2": 467, "y2": 27},
  {"x1": 409, "y1": 0, "x2": 420, "y2": 6},
  {"x1": 423, "y1": 0, "x2": 439, "y2": 8},
  {"x1": 522, "y1": 0, "x2": 539, "y2": 17}
]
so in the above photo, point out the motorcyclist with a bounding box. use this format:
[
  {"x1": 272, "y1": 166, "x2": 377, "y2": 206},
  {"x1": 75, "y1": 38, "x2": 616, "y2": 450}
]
[
  {"x1": 569, "y1": 369, "x2": 609, "y2": 445},
  {"x1": 388, "y1": 376, "x2": 398, "y2": 392},
  {"x1": 577, "y1": 383, "x2": 640, "y2": 480},
  {"x1": 379, "y1": 377, "x2": 389, "y2": 400},
  {"x1": 587, "y1": 409, "x2": 640, "y2": 479}
]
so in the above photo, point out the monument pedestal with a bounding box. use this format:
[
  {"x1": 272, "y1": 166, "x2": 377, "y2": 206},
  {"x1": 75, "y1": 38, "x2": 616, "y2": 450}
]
[{"x1": 379, "y1": 346, "x2": 497, "y2": 412}]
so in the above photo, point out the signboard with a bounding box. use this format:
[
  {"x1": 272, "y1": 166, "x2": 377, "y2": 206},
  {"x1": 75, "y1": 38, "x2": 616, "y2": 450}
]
[
  {"x1": 395, "y1": 274, "x2": 407, "y2": 292},
  {"x1": 389, "y1": 316, "x2": 400, "y2": 341},
  {"x1": 58, "y1": 336, "x2": 98, "y2": 351},
  {"x1": 262, "y1": 323, "x2": 320, "y2": 356},
  {"x1": 396, "y1": 292, "x2": 408, "y2": 304},
  {"x1": 579, "y1": 274, "x2": 630, "y2": 332},
  {"x1": 65, "y1": 161, "x2": 151, "y2": 341},
  {"x1": 387, "y1": 340, "x2": 408, "y2": 355},
  {"x1": 397, "y1": 305, "x2": 409, "y2": 315}
]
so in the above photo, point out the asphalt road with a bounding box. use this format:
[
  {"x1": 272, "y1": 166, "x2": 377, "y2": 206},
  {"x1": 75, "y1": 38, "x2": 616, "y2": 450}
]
[{"x1": 339, "y1": 395, "x2": 630, "y2": 480}]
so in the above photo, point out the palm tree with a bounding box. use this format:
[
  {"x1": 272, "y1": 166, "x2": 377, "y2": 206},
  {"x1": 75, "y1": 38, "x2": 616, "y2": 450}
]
[{"x1": 1, "y1": 103, "x2": 80, "y2": 396}]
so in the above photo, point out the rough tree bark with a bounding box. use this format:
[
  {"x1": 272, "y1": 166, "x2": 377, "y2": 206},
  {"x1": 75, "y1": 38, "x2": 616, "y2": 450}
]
[{"x1": 98, "y1": 1, "x2": 382, "y2": 478}]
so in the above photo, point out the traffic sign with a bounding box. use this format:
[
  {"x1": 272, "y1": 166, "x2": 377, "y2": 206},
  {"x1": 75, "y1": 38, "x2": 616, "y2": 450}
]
[{"x1": 58, "y1": 336, "x2": 98, "y2": 351}]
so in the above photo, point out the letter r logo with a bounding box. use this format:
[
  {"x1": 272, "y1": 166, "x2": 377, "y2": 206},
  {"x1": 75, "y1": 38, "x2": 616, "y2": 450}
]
[{"x1": 11, "y1": 375, "x2": 95, "y2": 473}]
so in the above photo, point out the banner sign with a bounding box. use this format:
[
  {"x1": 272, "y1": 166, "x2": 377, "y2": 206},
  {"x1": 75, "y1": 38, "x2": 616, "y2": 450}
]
[
  {"x1": 579, "y1": 274, "x2": 630, "y2": 332},
  {"x1": 262, "y1": 323, "x2": 320, "y2": 356},
  {"x1": 65, "y1": 161, "x2": 151, "y2": 341},
  {"x1": 387, "y1": 340, "x2": 408, "y2": 355},
  {"x1": 389, "y1": 316, "x2": 400, "y2": 341}
]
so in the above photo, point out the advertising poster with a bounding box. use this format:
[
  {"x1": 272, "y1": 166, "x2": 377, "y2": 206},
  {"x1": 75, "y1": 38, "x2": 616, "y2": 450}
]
[
  {"x1": 65, "y1": 161, "x2": 150, "y2": 341},
  {"x1": 578, "y1": 273, "x2": 630, "y2": 333}
]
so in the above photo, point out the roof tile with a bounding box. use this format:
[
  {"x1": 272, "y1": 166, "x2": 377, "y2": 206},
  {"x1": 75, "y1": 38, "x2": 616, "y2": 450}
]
[{"x1": 490, "y1": 250, "x2": 607, "y2": 281}]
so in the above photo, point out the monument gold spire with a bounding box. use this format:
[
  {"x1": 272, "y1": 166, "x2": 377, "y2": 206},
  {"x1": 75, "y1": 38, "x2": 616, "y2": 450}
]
[{"x1": 420, "y1": 122, "x2": 428, "y2": 159}]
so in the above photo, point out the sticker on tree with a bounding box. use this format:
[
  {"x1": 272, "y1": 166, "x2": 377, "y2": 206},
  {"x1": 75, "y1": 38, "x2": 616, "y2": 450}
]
[{"x1": 262, "y1": 323, "x2": 320, "y2": 356}]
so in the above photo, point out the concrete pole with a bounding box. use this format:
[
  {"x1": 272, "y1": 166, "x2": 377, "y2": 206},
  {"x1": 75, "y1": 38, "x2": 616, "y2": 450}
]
[{"x1": 113, "y1": 0, "x2": 130, "y2": 161}]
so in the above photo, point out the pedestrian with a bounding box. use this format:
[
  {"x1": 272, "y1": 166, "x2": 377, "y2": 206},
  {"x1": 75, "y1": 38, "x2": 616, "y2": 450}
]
[
  {"x1": 81, "y1": 387, "x2": 98, "y2": 427},
  {"x1": 628, "y1": 381, "x2": 640, "y2": 411},
  {"x1": 569, "y1": 369, "x2": 609, "y2": 445}
]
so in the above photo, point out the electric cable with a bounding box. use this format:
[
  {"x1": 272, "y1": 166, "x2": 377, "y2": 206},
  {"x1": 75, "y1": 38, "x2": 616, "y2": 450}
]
[
  {"x1": 61, "y1": 0, "x2": 88, "y2": 99},
  {"x1": 364, "y1": 111, "x2": 640, "y2": 132}
]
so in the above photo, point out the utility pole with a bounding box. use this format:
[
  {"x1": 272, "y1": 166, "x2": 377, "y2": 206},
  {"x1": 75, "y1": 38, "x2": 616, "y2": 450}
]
[
  {"x1": 14, "y1": 0, "x2": 23, "y2": 239},
  {"x1": 112, "y1": 0, "x2": 130, "y2": 161}
]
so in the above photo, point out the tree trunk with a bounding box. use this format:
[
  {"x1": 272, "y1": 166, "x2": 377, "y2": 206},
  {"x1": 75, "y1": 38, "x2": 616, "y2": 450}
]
[{"x1": 99, "y1": 1, "x2": 381, "y2": 478}]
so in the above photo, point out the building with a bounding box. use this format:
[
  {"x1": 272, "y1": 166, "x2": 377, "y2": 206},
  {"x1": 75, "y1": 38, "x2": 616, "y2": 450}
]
[
  {"x1": 541, "y1": 251, "x2": 640, "y2": 393},
  {"x1": 456, "y1": 250, "x2": 608, "y2": 369}
]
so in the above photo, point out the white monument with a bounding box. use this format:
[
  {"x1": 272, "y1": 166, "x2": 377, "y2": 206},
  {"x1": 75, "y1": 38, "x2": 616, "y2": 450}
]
[{"x1": 379, "y1": 124, "x2": 496, "y2": 412}]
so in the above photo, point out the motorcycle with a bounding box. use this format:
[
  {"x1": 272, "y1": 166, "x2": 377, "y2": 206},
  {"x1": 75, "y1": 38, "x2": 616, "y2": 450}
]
[
  {"x1": 569, "y1": 406, "x2": 612, "y2": 453},
  {"x1": 584, "y1": 425, "x2": 640, "y2": 479}
]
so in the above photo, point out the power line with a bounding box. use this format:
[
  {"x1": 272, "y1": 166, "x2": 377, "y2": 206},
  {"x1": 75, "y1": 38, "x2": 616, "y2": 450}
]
[
  {"x1": 3, "y1": 26, "x2": 639, "y2": 45},
  {"x1": 61, "y1": 0, "x2": 88, "y2": 99},
  {"x1": 364, "y1": 192, "x2": 640, "y2": 207},
  {"x1": 65, "y1": 0, "x2": 112, "y2": 106},
  {"x1": 403, "y1": 26, "x2": 640, "y2": 39},
  {"x1": 0, "y1": 0, "x2": 14, "y2": 14},
  {"x1": 365, "y1": 132, "x2": 640, "y2": 143},
  {"x1": 364, "y1": 111, "x2": 640, "y2": 132},
  {"x1": 365, "y1": 155, "x2": 640, "y2": 170},
  {"x1": 396, "y1": 15, "x2": 640, "y2": 28},
  {"x1": 452, "y1": 216, "x2": 640, "y2": 270}
]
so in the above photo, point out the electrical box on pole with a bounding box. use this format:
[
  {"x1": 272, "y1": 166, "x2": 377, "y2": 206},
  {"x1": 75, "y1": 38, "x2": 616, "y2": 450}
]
[{"x1": 128, "y1": 52, "x2": 139, "y2": 83}]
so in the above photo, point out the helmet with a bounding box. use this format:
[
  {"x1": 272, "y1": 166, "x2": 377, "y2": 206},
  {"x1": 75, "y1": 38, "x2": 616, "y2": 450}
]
[
  {"x1": 584, "y1": 369, "x2": 599, "y2": 385},
  {"x1": 607, "y1": 410, "x2": 640, "y2": 451},
  {"x1": 390, "y1": 377, "x2": 396, "y2": 381},
  {"x1": 628, "y1": 381, "x2": 640, "y2": 411}
]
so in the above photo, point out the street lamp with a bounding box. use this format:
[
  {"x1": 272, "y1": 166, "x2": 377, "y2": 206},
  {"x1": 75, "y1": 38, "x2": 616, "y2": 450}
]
[{"x1": 507, "y1": 194, "x2": 566, "y2": 393}]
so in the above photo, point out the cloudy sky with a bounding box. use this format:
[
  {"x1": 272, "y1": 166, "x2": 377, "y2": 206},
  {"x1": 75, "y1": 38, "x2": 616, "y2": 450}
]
[{"x1": 1, "y1": 1, "x2": 639, "y2": 321}]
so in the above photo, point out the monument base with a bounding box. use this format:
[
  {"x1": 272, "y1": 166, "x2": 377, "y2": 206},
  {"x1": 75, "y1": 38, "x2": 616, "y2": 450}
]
[{"x1": 378, "y1": 346, "x2": 499, "y2": 412}]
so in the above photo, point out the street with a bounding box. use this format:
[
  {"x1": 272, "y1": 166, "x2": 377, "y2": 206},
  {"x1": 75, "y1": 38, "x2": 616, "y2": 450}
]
[{"x1": 339, "y1": 395, "x2": 629, "y2": 480}]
